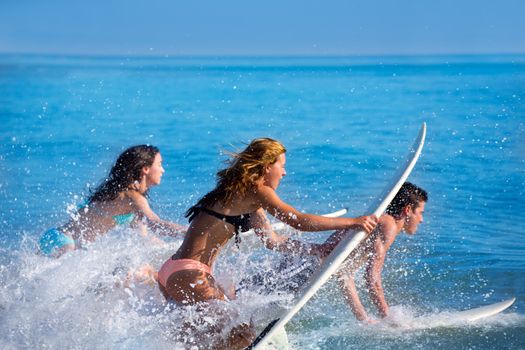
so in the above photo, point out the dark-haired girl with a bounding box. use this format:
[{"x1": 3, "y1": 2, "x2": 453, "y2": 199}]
[{"x1": 39, "y1": 145, "x2": 185, "y2": 257}]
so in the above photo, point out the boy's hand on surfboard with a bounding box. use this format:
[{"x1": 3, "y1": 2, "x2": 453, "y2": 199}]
[{"x1": 353, "y1": 215, "x2": 378, "y2": 234}]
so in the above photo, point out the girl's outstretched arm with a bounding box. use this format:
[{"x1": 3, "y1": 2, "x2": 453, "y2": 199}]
[
  {"x1": 251, "y1": 209, "x2": 320, "y2": 256},
  {"x1": 129, "y1": 191, "x2": 187, "y2": 237},
  {"x1": 256, "y1": 185, "x2": 377, "y2": 233}
]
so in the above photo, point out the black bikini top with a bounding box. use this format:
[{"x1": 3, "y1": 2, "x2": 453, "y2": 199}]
[{"x1": 186, "y1": 206, "x2": 252, "y2": 234}]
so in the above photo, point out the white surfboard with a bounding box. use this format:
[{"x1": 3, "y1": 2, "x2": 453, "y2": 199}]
[
  {"x1": 451, "y1": 297, "x2": 516, "y2": 322},
  {"x1": 247, "y1": 123, "x2": 427, "y2": 349},
  {"x1": 261, "y1": 327, "x2": 289, "y2": 350},
  {"x1": 396, "y1": 297, "x2": 517, "y2": 330}
]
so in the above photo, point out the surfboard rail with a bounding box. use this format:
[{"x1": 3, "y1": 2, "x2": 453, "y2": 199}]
[{"x1": 454, "y1": 297, "x2": 516, "y2": 322}]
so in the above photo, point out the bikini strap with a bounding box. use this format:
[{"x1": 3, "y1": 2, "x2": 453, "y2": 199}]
[
  {"x1": 185, "y1": 205, "x2": 252, "y2": 246},
  {"x1": 199, "y1": 207, "x2": 229, "y2": 222}
]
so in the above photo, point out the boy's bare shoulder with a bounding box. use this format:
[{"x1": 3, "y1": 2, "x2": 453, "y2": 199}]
[{"x1": 378, "y1": 215, "x2": 398, "y2": 240}]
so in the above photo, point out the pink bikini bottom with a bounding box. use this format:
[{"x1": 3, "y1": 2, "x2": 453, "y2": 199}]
[{"x1": 158, "y1": 258, "x2": 212, "y2": 287}]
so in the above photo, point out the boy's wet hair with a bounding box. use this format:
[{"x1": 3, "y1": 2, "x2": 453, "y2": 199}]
[{"x1": 385, "y1": 182, "x2": 428, "y2": 217}]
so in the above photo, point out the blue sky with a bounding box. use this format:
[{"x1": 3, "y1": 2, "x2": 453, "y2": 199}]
[{"x1": 1, "y1": 0, "x2": 523, "y2": 56}]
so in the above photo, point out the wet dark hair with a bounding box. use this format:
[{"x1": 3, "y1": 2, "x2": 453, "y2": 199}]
[
  {"x1": 385, "y1": 182, "x2": 428, "y2": 217},
  {"x1": 88, "y1": 144, "x2": 160, "y2": 204}
]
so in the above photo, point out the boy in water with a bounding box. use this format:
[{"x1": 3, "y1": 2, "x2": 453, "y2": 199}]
[
  {"x1": 331, "y1": 182, "x2": 428, "y2": 322},
  {"x1": 242, "y1": 182, "x2": 427, "y2": 323}
]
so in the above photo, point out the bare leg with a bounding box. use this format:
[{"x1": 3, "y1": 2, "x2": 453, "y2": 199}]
[
  {"x1": 161, "y1": 270, "x2": 255, "y2": 348},
  {"x1": 313, "y1": 229, "x2": 352, "y2": 260},
  {"x1": 124, "y1": 264, "x2": 158, "y2": 287},
  {"x1": 325, "y1": 229, "x2": 348, "y2": 249}
]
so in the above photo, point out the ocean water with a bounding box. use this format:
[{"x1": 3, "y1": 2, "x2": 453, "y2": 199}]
[{"x1": 0, "y1": 54, "x2": 524, "y2": 349}]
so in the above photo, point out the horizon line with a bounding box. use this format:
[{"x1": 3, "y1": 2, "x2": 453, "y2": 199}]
[{"x1": 1, "y1": 50, "x2": 525, "y2": 60}]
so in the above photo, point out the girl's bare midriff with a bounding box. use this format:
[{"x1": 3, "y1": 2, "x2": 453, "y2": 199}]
[{"x1": 166, "y1": 194, "x2": 259, "y2": 304}]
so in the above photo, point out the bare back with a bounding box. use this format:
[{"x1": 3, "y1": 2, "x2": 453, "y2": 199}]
[
  {"x1": 172, "y1": 192, "x2": 261, "y2": 266},
  {"x1": 62, "y1": 191, "x2": 142, "y2": 242}
]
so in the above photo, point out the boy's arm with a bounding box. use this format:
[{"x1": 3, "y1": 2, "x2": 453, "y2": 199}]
[
  {"x1": 337, "y1": 271, "x2": 372, "y2": 322},
  {"x1": 365, "y1": 236, "x2": 389, "y2": 318}
]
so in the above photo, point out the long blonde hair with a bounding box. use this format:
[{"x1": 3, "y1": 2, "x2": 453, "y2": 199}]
[{"x1": 188, "y1": 138, "x2": 286, "y2": 211}]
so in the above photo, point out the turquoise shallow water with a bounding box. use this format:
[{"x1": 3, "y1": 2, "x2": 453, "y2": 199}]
[{"x1": 0, "y1": 54, "x2": 524, "y2": 349}]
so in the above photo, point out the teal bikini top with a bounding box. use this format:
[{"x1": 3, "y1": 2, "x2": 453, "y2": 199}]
[
  {"x1": 112, "y1": 213, "x2": 135, "y2": 226},
  {"x1": 77, "y1": 201, "x2": 135, "y2": 226}
]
